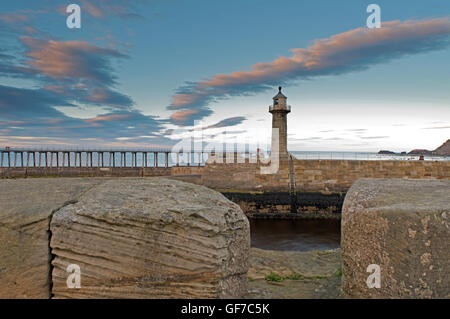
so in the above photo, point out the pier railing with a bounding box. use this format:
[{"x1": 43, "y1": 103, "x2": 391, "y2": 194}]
[
  {"x1": 0, "y1": 147, "x2": 207, "y2": 168},
  {"x1": 1, "y1": 147, "x2": 448, "y2": 168},
  {"x1": 0, "y1": 147, "x2": 273, "y2": 168}
]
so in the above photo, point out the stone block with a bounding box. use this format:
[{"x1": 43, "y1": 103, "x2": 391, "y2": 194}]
[
  {"x1": 0, "y1": 178, "x2": 102, "y2": 298},
  {"x1": 341, "y1": 178, "x2": 450, "y2": 298},
  {"x1": 50, "y1": 178, "x2": 250, "y2": 298}
]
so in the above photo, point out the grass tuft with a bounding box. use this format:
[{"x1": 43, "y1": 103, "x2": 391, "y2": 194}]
[
  {"x1": 285, "y1": 273, "x2": 304, "y2": 280},
  {"x1": 264, "y1": 272, "x2": 284, "y2": 282}
]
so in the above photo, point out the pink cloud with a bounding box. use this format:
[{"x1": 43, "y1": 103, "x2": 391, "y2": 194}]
[
  {"x1": 44, "y1": 118, "x2": 65, "y2": 124},
  {"x1": 169, "y1": 18, "x2": 450, "y2": 120},
  {"x1": 0, "y1": 13, "x2": 29, "y2": 24},
  {"x1": 23, "y1": 26, "x2": 40, "y2": 35},
  {"x1": 44, "y1": 85, "x2": 66, "y2": 95},
  {"x1": 55, "y1": 0, "x2": 144, "y2": 20},
  {"x1": 20, "y1": 37, "x2": 125, "y2": 83},
  {"x1": 17, "y1": 37, "x2": 133, "y2": 109},
  {"x1": 82, "y1": 1, "x2": 105, "y2": 18},
  {"x1": 170, "y1": 109, "x2": 205, "y2": 125},
  {"x1": 85, "y1": 87, "x2": 112, "y2": 103},
  {"x1": 84, "y1": 114, "x2": 131, "y2": 123}
]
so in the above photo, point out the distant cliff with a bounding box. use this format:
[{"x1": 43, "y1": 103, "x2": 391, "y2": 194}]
[
  {"x1": 433, "y1": 139, "x2": 450, "y2": 156},
  {"x1": 378, "y1": 150, "x2": 396, "y2": 155},
  {"x1": 408, "y1": 149, "x2": 432, "y2": 155},
  {"x1": 378, "y1": 139, "x2": 450, "y2": 156}
]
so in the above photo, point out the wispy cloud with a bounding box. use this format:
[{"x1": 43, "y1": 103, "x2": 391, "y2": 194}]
[
  {"x1": 345, "y1": 128, "x2": 368, "y2": 132},
  {"x1": 168, "y1": 18, "x2": 450, "y2": 125},
  {"x1": 20, "y1": 37, "x2": 124, "y2": 83},
  {"x1": 203, "y1": 116, "x2": 246, "y2": 130},
  {"x1": 0, "y1": 85, "x2": 73, "y2": 118},
  {"x1": 82, "y1": 0, "x2": 105, "y2": 18},
  {"x1": 422, "y1": 125, "x2": 450, "y2": 129},
  {"x1": 0, "y1": 84, "x2": 173, "y2": 147},
  {"x1": 360, "y1": 136, "x2": 390, "y2": 139},
  {"x1": 290, "y1": 137, "x2": 324, "y2": 141},
  {"x1": 17, "y1": 36, "x2": 133, "y2": 109},
  {"x1": 170, "y1": 108, "x2": 213, "y2": 126},
  {"x1": 57, "y1": 0, "x2": 147, "y2": 21},
  {"x1": 319, "y1": 129, "x2": 335, "y2": 133},
  {"x1": 0, "y1": 13, "x2": 29, "y2": 24},
  {"x1": 0, "y1": 2, "x2": 168, "y2": 147}
]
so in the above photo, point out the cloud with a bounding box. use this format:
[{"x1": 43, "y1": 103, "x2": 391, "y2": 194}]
[
  {"x1": 98, "y1": 0, "x2": 147, "y2": 20},
  {"x1": 0, "y1": 85, "x2": 73, "y2": 119},
  {"x1": 320, "y1": 130, "x2": 336, "y2": 133},
  {"x1": 82, "y1": 0, "x2": 105, "y2": 18},
  {"x1": 0, "y1": 48, "x2": 30, "y2": 78},
  {"x1": 84, "y1": 87, "x2": 134, "y2": 108},
  {"x1": 168, "y1": 18, "x2": 450, "y2": 124},
  {"x1": 0, "y1": 3, "x2": 166, "y2": 147},
  {"x1": 84, "y1": 114, "x2": 131, "y2": 123},
  {"x1": 204, "y1": 130, "x2": 247, "y2": 139},
  {"x1": 0, "y1": 13, "x2": 29, "y2": 24},
  {"x1": 170, "y1": 108, "x2": 213, "y2": 126},
  {"x1": 203, "y1": 116, "x2": 247, "y2": 129},
  {"x1": 360, "y1": 136, "x2": 390, "y2": 139},
  {"x1": 290, "y1": 137, "x2": 323, "y2": 141},
  {"x1": 0, "y1": 4, "x2": 137, "y2": 112},
  {"x1": 222, "y1": 130, "x2": 247, "y2": 135},
  {"x1": 345, "y1": 128, "x2": 368, "y2": 132},
  {"x1": 58, "y1": 1, "x2": 147, "y2": 21},
  {"x1": 16, "y1": 36, "x2": 134, "y2": 109},
  {"x1": 422, "y1": 126, "x2": 450, "y2": 129},
  {"x1": 23, "y1": 25, "x2": 41, "y2": 35},
  {"x1": 20, "y1": 37, "x2": 126, "y2": 84},
  {"x1": 0, "y1": 85, "x2": 174, "y2": 147}
]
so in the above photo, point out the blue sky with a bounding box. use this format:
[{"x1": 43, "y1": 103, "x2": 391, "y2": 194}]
[{"x1": 0, "y1": 0, "x2": 449, "y2": 151}]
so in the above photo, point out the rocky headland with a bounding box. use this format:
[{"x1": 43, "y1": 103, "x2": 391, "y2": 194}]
[
  {"x1": 434, "y1": 139, "x2": 450, "y2": 155},
  {"x1": 378, "y1": 139, "x2": 450, "y2": 156}
]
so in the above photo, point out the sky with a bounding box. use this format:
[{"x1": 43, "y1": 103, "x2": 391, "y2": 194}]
[{"x1": 0, "y1": 0, "x2": 449, "y2": 152}]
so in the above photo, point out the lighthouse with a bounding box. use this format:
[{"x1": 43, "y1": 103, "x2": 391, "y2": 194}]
[{"x1": 269, "y1": 86, "x2": 290, "y2": 159}]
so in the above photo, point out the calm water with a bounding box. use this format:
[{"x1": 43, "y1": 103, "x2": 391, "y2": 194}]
[
  {"x1": 250, "y1": 219, "x2": 341, "y2": 252},
  {"x1": 291, "y1": 151, "x2": 449, "y2": 161}
]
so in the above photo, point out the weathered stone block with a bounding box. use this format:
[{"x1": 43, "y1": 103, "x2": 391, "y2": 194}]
[
  {"x1": 0, "y1": 178, "x2": 102, "y2": 298},
  {"x1": 50, "y1": 178, "x2": 249, "y2": 298},
  {"x1": 341, "y1": 178, "x2": 450, "y2": 298}
]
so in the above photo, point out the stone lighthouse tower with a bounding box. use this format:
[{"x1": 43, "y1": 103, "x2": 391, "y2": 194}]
[{"x1": 269, "y1": 86, "x2": 290, "y2": 159}]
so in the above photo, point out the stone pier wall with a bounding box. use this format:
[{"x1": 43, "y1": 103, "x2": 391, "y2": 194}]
[
  {"x1": 291, "y1": 159, "x2": 450, "y2": 192},
  {"x1": 2, "y1": 160, "x2": 449, "y2": 194},
  {"x1": 0, "y1": 167, "x2": 192, "y2": 178},
  {"x1": 201, "y1": 159, "x2": 450, "y2": 193},
  {"x1": 221, "y1": 191, "x2": 344, "y2": 219},
  {"x1": 170, "y1": 166, "x2": 204, "y2": 176}
]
